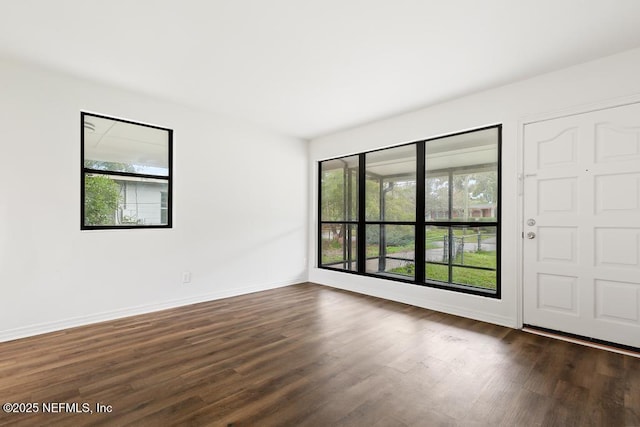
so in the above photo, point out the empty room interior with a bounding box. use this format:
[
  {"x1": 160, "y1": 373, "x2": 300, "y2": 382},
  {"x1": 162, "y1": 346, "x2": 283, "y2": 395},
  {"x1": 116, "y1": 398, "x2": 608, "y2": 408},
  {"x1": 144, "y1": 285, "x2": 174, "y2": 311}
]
[{"x1": 1, "y1": 1, "x2": 640, "y2": 425}]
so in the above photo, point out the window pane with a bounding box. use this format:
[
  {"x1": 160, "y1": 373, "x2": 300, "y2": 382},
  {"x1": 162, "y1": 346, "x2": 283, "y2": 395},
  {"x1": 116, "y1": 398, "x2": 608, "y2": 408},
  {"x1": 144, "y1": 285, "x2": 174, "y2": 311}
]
[
  {"x1": 84, "y1": 173, "x2": 169, "y2": 226},
  {"x1": 365, "y1": 176, "x2": 380, "y2": 220},
  {"x1": 425, "y1": 225, "x2": 450, "y2": 282},
  {"x1": 426, "y1": 263, "x2": 449, "y2": 283},
  {"x1": 83, "y1": 114, "x2": 170, "y2": 176},
  {"x1": 84, "y1": 174, "x2": 119, "y2": 226},
  {"x1": 425, "y1": 174, "x2": 449, "y2": 221},
  {"x1": 320, "y1": 223, "x2": 357, "y2": 271},
  {"x1": 425, "y1": 127, "x2": 498, "y2": 171},
  {"x1": 425, "y1": 127, "x2": 498, "y2": 222},
  {"x1": 366, "y1": 145, "x2": 416, "y2": 221},
  {"x1": 366, "y1": 224, "x2": 415, "y2": 278},
  {"x1": 452, "y1": 267, "x2": 496, "y2": 290},
  {"x1": 426, "y1": 225, "x2": 498, "y2": 291},
  {"x1": 451, "y1": 226, "x2": 497, "y2": 269},
  {"x1": 452, "y1": 170, "x2": 497, "y2": 222},
  {"x1": 451, "y1": 225, "x2": 497, "y2": 290},
  {"x1": 160, "y1": 191, "x2": 168, "y2": 224},
  {"x1": 320, "y1": 156, "x2": 358, "y2": 221}
]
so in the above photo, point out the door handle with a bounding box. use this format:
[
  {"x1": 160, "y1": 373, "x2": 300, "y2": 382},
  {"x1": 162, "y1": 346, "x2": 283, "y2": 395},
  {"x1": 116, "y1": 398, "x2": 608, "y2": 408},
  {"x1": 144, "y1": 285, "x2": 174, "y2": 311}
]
[{"x1": 527, "y1": 232, "x2": 536, "y2": 239}]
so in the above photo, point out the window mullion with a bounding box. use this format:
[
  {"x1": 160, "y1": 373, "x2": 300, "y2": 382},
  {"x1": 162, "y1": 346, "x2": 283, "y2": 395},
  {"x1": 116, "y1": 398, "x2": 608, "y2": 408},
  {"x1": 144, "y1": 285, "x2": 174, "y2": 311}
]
[
  {"x1": 415, "y1": 142, "x2": 426, "y2": 283},
  {"x1": 317, "y1": 163, "x2": 323, "y2": 268},
  {"x1": 447, "y1": 169, "x2": 454, "y2": 283},
  {"x1": 379, "y1": 176, "x2": 385, "y2": 273},
  {"x1": 357, "y1": 153, "x2": 366, "y2": 274},
  {"x1": 342, "y1": 165, "x2": 348, "y2": 268}
]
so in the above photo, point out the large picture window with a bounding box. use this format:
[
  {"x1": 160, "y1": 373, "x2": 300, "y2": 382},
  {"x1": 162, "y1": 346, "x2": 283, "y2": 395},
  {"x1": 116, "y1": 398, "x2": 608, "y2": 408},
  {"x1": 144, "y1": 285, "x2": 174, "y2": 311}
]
[
  {"x1": 318, "y1": 125, "x2": 501, "y2": 298},
  {"x1": 81, "y1": 112, "x2": 173, "y2": 230}
]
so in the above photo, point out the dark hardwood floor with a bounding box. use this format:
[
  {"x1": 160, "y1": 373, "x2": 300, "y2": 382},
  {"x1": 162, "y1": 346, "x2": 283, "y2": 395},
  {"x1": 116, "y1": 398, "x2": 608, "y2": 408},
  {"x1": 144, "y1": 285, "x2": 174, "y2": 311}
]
[{"x1": 0, "y1": 283, "x2": 638, "y2": 426}]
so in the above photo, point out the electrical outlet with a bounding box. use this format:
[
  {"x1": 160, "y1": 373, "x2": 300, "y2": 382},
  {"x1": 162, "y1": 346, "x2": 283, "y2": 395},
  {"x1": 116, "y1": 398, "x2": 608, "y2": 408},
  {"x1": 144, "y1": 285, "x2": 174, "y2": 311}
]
[{"x1": 182, "y1": 272, "x2": 191, "y2": 284}]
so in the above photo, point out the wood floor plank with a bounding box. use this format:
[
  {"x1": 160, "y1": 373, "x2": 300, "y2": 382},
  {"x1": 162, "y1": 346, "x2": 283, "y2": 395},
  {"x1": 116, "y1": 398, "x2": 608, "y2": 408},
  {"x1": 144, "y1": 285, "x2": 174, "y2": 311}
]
[{"x1": 0, "y1": 283, "x2": 638, "y2": 426}]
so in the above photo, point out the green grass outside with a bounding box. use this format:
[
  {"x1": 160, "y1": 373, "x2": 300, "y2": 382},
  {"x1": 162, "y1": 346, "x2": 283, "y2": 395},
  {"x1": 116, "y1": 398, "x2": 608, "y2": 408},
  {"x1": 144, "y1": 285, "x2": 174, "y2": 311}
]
[
  {"x1": 323, "y1": 240, "x2": 497, "y2": 291},
  {"x1": 391, "y1": 250, "x2": 497, "y2": 290},
  {"x1": 390, "y1": 263, "x2": 495, "y2": 290},
  {"x1": 455, "y1": 250, "x2": 497, "y2": 269}
]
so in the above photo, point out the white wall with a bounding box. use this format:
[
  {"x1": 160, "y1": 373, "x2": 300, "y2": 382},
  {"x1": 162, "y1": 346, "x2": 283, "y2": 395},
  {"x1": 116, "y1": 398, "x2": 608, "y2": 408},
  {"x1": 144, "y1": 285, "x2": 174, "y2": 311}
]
[
  {"x1": 0, "y1": 58, "x2": 308, "y2": 341},
  {"x1": 308, "y1": 47, "x2": 640, "y2": 328}
]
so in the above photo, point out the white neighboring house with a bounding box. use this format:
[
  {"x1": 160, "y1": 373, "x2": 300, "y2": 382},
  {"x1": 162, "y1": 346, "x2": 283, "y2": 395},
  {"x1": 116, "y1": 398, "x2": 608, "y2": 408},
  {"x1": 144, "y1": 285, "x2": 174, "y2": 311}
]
[{"x1": 113, "y1": 176, "x2": 168, "y2": 225}]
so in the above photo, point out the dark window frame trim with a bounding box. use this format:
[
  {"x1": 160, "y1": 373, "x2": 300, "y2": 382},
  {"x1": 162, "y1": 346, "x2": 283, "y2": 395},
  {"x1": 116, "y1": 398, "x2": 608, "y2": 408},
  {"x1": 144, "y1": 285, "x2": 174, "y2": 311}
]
[
  {"x1": 81, "y1": 111, "x2": 174, "y2": 231},
  {"x1": 318, "y1": 124, "x2": 502, "y2": 299}
]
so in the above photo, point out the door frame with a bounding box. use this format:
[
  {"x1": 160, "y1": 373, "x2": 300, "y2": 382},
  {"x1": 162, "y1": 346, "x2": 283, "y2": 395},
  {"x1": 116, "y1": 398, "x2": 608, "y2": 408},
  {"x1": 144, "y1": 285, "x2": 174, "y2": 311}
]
[{"x1": 516, "y1": 92, "x2": 640, "y2": 329}]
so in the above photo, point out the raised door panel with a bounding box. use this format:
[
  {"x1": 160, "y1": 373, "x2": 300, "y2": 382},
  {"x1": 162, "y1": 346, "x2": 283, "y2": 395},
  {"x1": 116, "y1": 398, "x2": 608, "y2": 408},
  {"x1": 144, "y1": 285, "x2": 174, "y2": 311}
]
[
  {"x1": 537, "y1": 274, "x2": 579, "y2": 316},
  {"x1": 595, "y1": 279, "x2": 640, "y2": 325},
  {"x1": 537, "y1": 178, "x2": 578, "y2": 215},
  {"x1": 537, "y1": 128, "x2": 579, "y2": 169},
  {"x1": 537, "y1": 227, "x2": 577, "y2": 264},
  {"x1": 595, "y1": 173, "x2": 640, "y2": 214},
  {"x1": 595, "y1": 122, "x2": 640, "y2": 164},
  {"x1": 595, "y1": 228, "x2": 640, "y2": 269}
]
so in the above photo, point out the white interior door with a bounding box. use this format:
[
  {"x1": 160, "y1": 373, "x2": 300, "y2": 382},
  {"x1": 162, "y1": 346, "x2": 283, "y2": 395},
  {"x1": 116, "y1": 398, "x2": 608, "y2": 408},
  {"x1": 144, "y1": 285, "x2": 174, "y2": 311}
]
[{"x1": 523, "y1": 102, "x2": 640, "y2": 348}]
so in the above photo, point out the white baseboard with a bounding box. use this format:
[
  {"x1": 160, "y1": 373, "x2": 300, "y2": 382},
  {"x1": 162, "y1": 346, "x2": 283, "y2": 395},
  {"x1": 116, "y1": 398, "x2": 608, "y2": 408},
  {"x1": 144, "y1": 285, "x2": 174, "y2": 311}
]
[
  {"x1": 316, "y1": 280, "x2": 517, "y2": 329},
  {"x1": 0, "y1": 278, "x2": 303, "y2": 343}
]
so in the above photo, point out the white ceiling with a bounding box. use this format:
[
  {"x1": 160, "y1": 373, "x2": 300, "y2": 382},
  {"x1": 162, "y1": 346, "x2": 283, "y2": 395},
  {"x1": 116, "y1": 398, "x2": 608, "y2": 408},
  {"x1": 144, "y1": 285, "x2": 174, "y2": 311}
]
[{"x1": 2, "y1": 0, "x2": 640, "y2": 139}]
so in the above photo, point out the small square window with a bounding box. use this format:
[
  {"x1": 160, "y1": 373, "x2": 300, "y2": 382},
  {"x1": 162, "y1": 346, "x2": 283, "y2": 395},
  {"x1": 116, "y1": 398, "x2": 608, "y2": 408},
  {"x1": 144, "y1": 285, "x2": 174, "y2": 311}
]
[{"x1": 81, "y1": 113, "x2": 173, "y2": 229}]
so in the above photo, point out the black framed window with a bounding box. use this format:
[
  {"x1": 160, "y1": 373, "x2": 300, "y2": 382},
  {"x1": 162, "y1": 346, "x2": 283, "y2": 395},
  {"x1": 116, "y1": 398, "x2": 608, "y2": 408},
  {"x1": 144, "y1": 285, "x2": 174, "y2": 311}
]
[
  {"x1": 319, "y1": 155, "x2": 359, "y2": 271},
  {"x1": 81, "y1": 112, "x2": 173, "y2": 230},
  {"x1": 318, "y1": 125, "x2": 501, "y2": 298},
  {"x1": 424, "y1": 127, "x2": 499, "y2": 295},
  {"x1": 365, "y1": 144, "x2": 417, "y2": 279}
]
